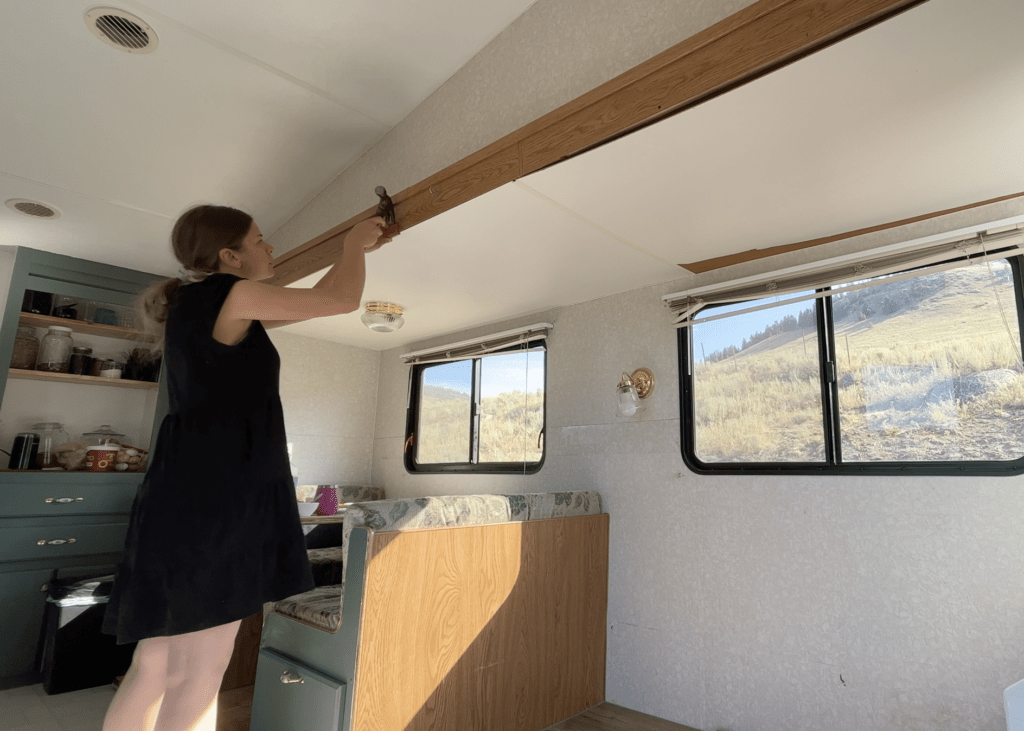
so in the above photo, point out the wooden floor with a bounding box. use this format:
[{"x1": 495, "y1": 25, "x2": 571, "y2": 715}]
[
  {"x1": 219, "y1": 684, "x2": 699, "y2": 731},
  {"x1": 545, "y1": 703, "x2": 700, "y2": 731},
  {"x1": 217, "y1": 684, "x2": 256, "y2": 731}
]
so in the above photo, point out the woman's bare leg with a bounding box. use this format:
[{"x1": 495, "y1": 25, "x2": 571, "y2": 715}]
[
  {"x1": 153, "y1": 619, "x2": 241, "y2": 731},
  {"x1": 102, "y1": 636, "x2": 171, "y2": 731}
]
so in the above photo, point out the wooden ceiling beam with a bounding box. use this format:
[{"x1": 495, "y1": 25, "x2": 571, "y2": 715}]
[{"x1": 269, "y1": 0, "x2": 930, "y2": 286}]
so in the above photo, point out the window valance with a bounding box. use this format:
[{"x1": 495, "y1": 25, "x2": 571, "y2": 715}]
[
  {"x1": 400, "y1": 323, "x2": 552, "y2": 365},
  {"x1": 663, "y1": 222, "x2": 1024, "y2": 327}
]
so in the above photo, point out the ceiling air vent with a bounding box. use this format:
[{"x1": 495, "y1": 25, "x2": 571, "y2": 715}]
[
  {"x1": 6, "y1": 199, "x2": 61, "y2": 220},
  {"x1": 85, "y1": 8, "x2": 158, "y2": 54}
]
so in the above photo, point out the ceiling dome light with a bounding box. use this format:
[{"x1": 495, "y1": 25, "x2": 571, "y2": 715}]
[{"x1": 361, "y1": 302, "x2": 404, "y2": 333}]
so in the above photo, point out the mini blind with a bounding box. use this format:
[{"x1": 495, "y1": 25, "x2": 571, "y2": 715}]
[
  {"x1": 400, "y1": 323, "x2": 553, "y2": 365},
  {"x1": 664, "y1": 225, "x2": 1024, "y2": 327}
]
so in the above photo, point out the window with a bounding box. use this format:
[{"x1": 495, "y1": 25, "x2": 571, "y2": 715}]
[
  {"x1": 405, "y1": 342, "x2": 547, "y2": 473},
  {"x1": 677, "y1": 250, "x2": 1024, "y2": 475}
]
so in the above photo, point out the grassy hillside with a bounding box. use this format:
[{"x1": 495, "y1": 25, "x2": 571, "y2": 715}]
[
  {"x1": 416, "y1": 388, "x2": 545, "y2": 464},
  {"x1": 691, "y1": 263, "x2": 1024, "y2": 463}
]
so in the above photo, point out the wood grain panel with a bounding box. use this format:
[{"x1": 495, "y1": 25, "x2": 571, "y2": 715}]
[
  {"x1": 352, "y1": 514, "x2": 609, "y2": 731},
  {"x1": 679, "y1": 191, "x2": 1024, "y2": 273},
  {"x1": 270, "y1": 0, "x2": 928, "y2": 286}
]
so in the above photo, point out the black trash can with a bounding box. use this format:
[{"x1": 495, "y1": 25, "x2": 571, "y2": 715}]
[{"x1": 41, "y1": 575, "x2": 137, "y2": 695}]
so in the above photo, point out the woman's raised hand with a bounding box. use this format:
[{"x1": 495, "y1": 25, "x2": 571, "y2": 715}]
[{"x1": 347, "y1": 216, "x2": 391, "y2": 253}]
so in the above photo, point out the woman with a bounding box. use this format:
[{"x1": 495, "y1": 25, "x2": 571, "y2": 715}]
[{"x1": 101, "y1": 205, "x2": 389, "y2": 731}]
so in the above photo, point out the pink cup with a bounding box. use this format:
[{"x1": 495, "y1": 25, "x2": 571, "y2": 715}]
[{"x1": 313, "y1": 486, "x2": 340, "y2": 516}]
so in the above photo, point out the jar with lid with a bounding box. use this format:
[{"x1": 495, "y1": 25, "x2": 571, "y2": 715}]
[
  {"x1": 36, "y1": 326, "x2": 73, "y2": 373},
  {"x1": 32, "y1": 422, "x2": 70, "y2": 469},
  {"x1": 82, "y1": 424, "x2": 126, "y2": 447},
  {"x1": 69, "y1": 346, "x2": 93, "y2": 375},
  {"x1": 11, "y1": 326, "x2": 39, "y2": 370}
]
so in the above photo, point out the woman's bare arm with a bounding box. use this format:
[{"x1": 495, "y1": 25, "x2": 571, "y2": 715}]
[{"x1": 215, "y1": 218, "x2": 387, "y2": 341}]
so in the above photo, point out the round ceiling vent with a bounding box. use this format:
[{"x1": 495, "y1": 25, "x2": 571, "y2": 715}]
[
  {"x1": 6, "y1": 199, "x2": 61, "y2": 220},
  {"x1": 85, "y1": 7, "x2": 158, "y2": 54}
]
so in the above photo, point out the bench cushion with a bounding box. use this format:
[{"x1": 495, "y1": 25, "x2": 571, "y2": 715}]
[{"x1": 272, "y1": 585, "x2": 343, "y2": 633}]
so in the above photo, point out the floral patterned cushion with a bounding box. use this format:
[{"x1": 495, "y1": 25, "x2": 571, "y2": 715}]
[
  {"x1": 524, "y1": 490, "x2": 601, "y2": 520},
  {"x1": 337, "y1": 485, "x2": 385, "y2": 504},
  {"x1": 272, "y1": 585, "x2": 343, "y2": 633}
]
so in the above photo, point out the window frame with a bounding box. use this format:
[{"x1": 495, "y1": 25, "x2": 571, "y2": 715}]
[
  {"x1": 678, "y1": 255, "x2": 1024, "y2": 476},
  {"x1": 404, "y1": 339, "x2": 547, "y2": 474}
]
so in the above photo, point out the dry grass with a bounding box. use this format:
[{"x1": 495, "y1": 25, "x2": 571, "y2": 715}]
[
  {"x1": 417, "y1": 389, "x2": 545, "y2": 464},
  {"x1": 692, "y1": 264, "x2": 1024, "y2": 463}
]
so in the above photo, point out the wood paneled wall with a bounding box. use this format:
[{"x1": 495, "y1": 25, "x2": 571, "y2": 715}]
[{"x1": 351, "y1": 514, "x2": 609, "y2": 731}]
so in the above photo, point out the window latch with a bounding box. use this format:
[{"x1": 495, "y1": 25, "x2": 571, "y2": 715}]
[
  {"x1": 537, "y1": 427, "x2": 545, "y2": 449},
  {"x1": 825, "y1": 362, "x2": 837, "y2": 383},
  {"x1": 403, "y1": 434, "x2": 414, "y2": 454}
]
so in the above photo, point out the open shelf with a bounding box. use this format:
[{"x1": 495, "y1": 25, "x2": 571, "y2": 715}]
[
  {"x1": 18, "y1": 313, "x2": 154, "y2": 342},
  {"x1": 8, "y1": 369, "x2": 158, "y2": 390}
]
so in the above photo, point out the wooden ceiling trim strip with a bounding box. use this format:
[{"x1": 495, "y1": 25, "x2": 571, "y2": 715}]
[
  {"x1": 269, "y1": 0, "x2": 929, "y2": 286},
  {"x1": 678, "y1": 191, "x2": 1024, "y2": 274}
]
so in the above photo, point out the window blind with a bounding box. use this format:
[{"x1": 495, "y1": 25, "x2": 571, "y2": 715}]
[
  {"x1": 400, "y1": 323, "x2": 553, "y2": 365},
  {"x1": 663, "y1": 225, "x2": 1024, "y2": 328}
]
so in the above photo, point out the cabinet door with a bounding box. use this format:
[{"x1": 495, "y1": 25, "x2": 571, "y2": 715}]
[
  {"x1": 0, "y1": 568, "x2": 52, "y2": 686},
  {"x1": 250, "y1": 648, "x2": 345, "y2": 731}
]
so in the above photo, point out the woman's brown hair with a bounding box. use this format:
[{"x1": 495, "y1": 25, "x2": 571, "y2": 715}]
[{"x1": 138, "y1": 205, "x2": 253, "y2": 352}]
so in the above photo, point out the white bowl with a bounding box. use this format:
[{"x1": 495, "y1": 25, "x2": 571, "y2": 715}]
[{"x1": 296, "y1": 501, "x2": 320, "y2": 517}]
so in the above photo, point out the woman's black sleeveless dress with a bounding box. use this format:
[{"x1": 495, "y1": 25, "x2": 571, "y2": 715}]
[{"x1": 102, "y1": 273, "x2": 314, "y2": 644}]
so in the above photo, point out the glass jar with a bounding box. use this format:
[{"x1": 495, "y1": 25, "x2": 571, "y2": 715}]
[
  {"x1": 32, "y1": 422, "x2": 70, "y2": 469},
  {"x1": 69, "y1": 346, "x2": 93, "y2": 375},
  {"x1": 82, "y1": 424, "x2": 126, "y2": 447},
  {"x1": 36, "y1": 326, "x2": 73, "y2": 373},
  {"x1": 51, "y1": 294, "x2": 80, "y2": 320},
  {"x1": 11, "y1": 326, "x2": 39, "y2": 370}
]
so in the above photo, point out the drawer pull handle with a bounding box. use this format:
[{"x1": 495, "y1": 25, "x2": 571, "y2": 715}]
[
  {"x1": 280, "y1": 670, "x2": 305, "y2": 684},
  {"x1": 45, "y1": 497, "x2": 85, "y2": 504},
  {"x1": 36, "y1": 538, "x2": 76, "y2": 546}
]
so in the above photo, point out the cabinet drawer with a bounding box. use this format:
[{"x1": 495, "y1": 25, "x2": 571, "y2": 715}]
[
  {"x1": 251, "y1": 648, "x2": 345, "y2": 731},
  {"x1": 0, "y1": 522, "x2": 128, "y2": 562},
  {"x1": 0, "y1": 482, "x2": 137, "y2": 517}
]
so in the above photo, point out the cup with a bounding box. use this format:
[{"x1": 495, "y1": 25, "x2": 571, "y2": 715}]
[
  {"x1": 313, "y1": 486, "x2": 340, "y2": 516},
  {"x1": 84, "y1": 444, "x2": 118, "y2": 472}
]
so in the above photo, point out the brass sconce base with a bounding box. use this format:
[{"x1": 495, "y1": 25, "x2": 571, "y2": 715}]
[{"x1": 630, "y1": 368, "x2": 655, "y2": 399}]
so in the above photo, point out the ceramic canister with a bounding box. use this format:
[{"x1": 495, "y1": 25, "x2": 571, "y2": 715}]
[{"x1": 313, "y1": 486, "x2": 340, "y2": 516}]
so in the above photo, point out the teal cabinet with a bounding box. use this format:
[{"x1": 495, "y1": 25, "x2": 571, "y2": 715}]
[
  {"x1": 0, "y1": 569, "x2": 53, "y2": 688},
  {"x1": 250, "y1": 648, "x2": 346, "y2": 731},
  {"x1": 0, "y1": 246, "x2": 166, "y2": 689}
]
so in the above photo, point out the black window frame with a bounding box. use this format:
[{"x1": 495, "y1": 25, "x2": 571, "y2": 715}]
[
  {"x1": 678, "y1": 254, "x2": 1024, "y2": 476},
  {"x1": 404, "y1": 339, "x2": 547, "y2": 474}
]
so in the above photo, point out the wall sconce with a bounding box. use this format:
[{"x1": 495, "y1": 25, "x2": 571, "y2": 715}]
[{"x1": 615, "y1": 368, "x2": 655, "y2": 417}]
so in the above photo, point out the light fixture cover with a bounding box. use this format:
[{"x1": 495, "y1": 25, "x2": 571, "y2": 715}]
[{"x1": 361, "y1": 301, "x2": 404, "y2": 333}]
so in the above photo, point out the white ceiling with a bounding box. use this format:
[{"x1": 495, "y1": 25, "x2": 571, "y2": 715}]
[
  {"x1": 0, "y1": 0, "x2": 537, "y2": 270},
  {"x1": 3, "y1": 0, "x2": 1023, "y2": 351}
]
